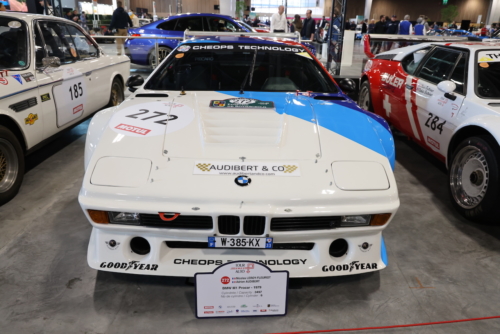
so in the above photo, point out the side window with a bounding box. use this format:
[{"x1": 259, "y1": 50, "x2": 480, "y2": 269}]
[
  {"x1": 66, "y1": 25, "x2": 98, "y2": 59},
  {"x1": 38, "y1": 21, "x2": 77, "y2": 64},
  {"x1": 416, "y1": 48, "x2": 460, "y2": 85},
  {"x1": 205, "y1": 17, "x2": 237, "y2": 32},
  {"x1": 157, "y1": 19, "x2": 177, "y2": 31},
  {"x1": 174, "y1": 17, "x2": 203, "y2": 31},
  {"x1": 449, "y1": 56, "x2": 467, "y2": 95},
  {"x1": 222, "y1": 19, "x2": 238, "y2": 32},
  {"x1": 34, "y1": 24, "x2": 46, "y2": 67},
  {"x1": 401, "y1": 47, "x2": 431, "y2": 75}
]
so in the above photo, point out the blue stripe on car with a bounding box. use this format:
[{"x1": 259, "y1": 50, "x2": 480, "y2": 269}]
[{"x1": 381, "y1": 235, "x2": 388, "y2": 266}]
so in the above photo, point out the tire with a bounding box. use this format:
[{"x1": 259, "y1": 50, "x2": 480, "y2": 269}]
[
  {"x1": 358, "y1": 80, "x2": 373, "y2": 112},
  {"x1": 148, "y1": 46, "x2": 172, "y2": 68},
  {"x1": 0, "y1": 125, "x2": 25, "y2": 206},
  {"x1": 448, "y1": 135, "x2": 500, "y2": 223},
  {"x1": 106, "y1": 77, "x2": 125, "y2": 108}
]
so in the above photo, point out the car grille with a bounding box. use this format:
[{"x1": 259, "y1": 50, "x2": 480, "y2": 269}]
[
  {"x1": 165, "y1": 241, "x2": 314, "y2": 250},
  {"x1": 243, "y1": 216, "x2": 266, "y2": 235},
  {"x1": 139, "y1": 214, "x2": 213, "y2": 229},
  {"x1": 271, "y1": 216, "x2": 341, "y2": 231},
  {"x1": 218, "y1": 216, "x2": 240, "y2": 235}
]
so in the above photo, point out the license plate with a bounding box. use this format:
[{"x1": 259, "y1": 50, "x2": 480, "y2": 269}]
[{"x1": 208, "y1": 237, "x2": 273, "y2": 249}]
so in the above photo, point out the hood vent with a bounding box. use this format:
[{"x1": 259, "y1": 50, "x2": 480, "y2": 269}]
[
  {"x1": 313, "y1": 96, "x2": 346, "y2": 101},
  {"x1": 135, "y1": 93, "x2": 169, "y2": 98}
]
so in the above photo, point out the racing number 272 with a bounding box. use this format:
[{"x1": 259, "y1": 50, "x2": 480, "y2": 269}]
[
  {"x1": 425, "y1": 113, "x2": 446, "y2": 134},
  {"x1": 126, "y1": 109, "x2": 178, "y2": 125},
  {"x1": 69, "y1": 82, "x2": 83, "y2": 100}
]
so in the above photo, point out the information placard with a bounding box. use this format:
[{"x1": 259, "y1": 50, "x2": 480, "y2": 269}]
[{"x1": 195, "y1": 261, "x2": 288, "y2": 318}]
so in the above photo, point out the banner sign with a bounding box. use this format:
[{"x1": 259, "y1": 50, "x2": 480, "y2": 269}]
[{"x1": 195, "y1": 261, "x2": 288, "y2": 318}]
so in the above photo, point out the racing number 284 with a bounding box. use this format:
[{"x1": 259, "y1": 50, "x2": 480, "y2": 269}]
[
  {"x1": 69, "y1": 82, "x2": 83, "y2": 100},
  {"x1": 425, "y1": 113, "x2": 446, "y2": 135}
]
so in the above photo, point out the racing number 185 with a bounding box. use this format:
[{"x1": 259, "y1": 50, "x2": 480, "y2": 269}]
[{"x1": 69, "y1": 82, "x2": 83, "y2": 100}]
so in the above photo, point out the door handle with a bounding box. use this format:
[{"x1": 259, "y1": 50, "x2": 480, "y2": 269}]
[
  {"x1": 405, "y1": 84, "x2": 414, "y2": 90},
  {"x1": 84, "y1": 71, "x2": 92, "y2": 76}
]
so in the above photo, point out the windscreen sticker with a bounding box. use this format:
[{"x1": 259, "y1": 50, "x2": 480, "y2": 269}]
[
  {"x1": 194, "y1": 161, "x2": 300, "y2": 176},
  {"x1": 235, "y1": 45, "x2": 302, "y2": 53},
  {"x1": 210, "y1": 98, "x2": 274, "y2": 109},
  {"x1": 480, "y1": 63, "x2": 489, "y2": 68},
  {"x1": 175, "y1": 53, "x2": 184, "y2": 58},
  {"x1": 109, "y1": 101, "x2": 195, "y2": 137},
  {"x1": 177, "y1": 45, "x2": 191, "y2": 52},
  {"x1": 297, "y1": 52, "x2": 312, "y2": 59},
  {"x1": 8, "y1": 21, "x2": 22, "y2": 28},
  {"x1": 478, "y1": 51, "x2": 500, "y2": 62}
]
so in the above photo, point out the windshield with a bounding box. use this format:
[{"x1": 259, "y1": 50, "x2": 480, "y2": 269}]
[
  {"x1": 477, "y1": 50, "x2": 500, "y2": 99},
  {"x1": 145, "y1": 43, "x2": 338, "y2": 93},
  {"x1": 0, "y1": 17, "x2": 28, "y2": 70}
]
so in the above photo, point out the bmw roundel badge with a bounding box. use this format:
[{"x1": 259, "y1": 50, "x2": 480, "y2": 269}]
[{"x1": 235, "y1": 175, "x2": 251, "y2": 187}]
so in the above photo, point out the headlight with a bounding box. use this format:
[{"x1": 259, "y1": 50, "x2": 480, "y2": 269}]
[
  {"x1": 108, "y1": 212, "x2": 141, "y2": 225},
  {"x1": 340, "y1": 215, "x2": 371, "y2": 227}
]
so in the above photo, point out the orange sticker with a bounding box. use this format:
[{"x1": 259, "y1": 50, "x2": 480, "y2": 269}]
[
  {"x1": 70, "y1": 48, "x2": 77, "y2": 58},
  {"x1": 479, "y1": 62, "x2": 489, "y2": 68},
  {"x1": 175, "y1": 53, "x2": 184, "y2": 58}
]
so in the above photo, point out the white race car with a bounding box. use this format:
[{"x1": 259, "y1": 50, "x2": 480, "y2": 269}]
[
  {"x1": 359, "y1": 41, "x2": 500, "y2": 222},
  {"x1": 79, "y1": 32, "x2": 399, "y2": 277},
  {"x1": 0, "y1": 12, "x2": 129, "y2": 205}
]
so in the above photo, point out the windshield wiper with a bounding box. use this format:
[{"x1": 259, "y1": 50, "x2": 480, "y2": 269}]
[{"x1": 239, "y1": 49, "x2": 258, "y2": 94}]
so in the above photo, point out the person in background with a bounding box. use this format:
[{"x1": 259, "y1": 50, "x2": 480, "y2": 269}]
[
  {"x1": 109, "y1": 1, "x2": 132, "y2": 56},
  {"x1": 350, "y1": 20, "x2": 356, "y2": 30},
  {"x1": 449, "y1": 21, "x2": 457, "y2": 29},
  {"x1": 421, "y1": 15, "x2": 430, "y2": 32},
  {"x1": 0, "y1": 3, "x2": 6, "y2": 11},
  {"x1": 290, "y1": 14, "x2": 303, "y2": 33},
  {"x1": 361, "y1": 18, "x2": 367, "y2": 34},
  {"x1": 271, "y1": 5, "x2": 288, "y2": 33},
  {"x1": 368, "y1": 19, "x2": 375, "y2": 33},
  {"x1": 415, "y1": 17, "x2": 426, "y2": 35},
  {"x1": 72, "y1": 10, "x2": 81, "y2": 25},
  {"x1": 385, "y1": 15, "x2": 399, "y2": 50},
  {"x1": 129, "y1": 8, "x2": 140, "y2": 27},
  {"x1": 65, "y1": 10, "x2": 74, "y2": 20},
  {"x1": 345, "y1": 19, "x2": 350, "y2": 30},
  {"x1": 317, "y1": 16, "x2": 327, "y2": 29},
  {"x1": 371, "y1": 15, "x2": 386, "y2": 53},
  {"x1": 80, "y1": 11, "x2": 88, "y2": 31},
  {"x1": 491, "y1": 23, "x2": 497, "y2": 35},
  {"x1": 329, "y1": 8, "x2": 343, "y2": 62},
  {"x1": 252, "y1": 16, "x2": 261, "y2": 27},
  {"x1": 301, "y1": 9, "x2": 316, "y2": 41},
  {"x1": 399, "y1": 14, "x2": 412, "y2": 35}
]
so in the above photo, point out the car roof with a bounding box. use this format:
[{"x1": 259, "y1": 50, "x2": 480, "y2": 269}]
[
  {"x1": 434, "y1": 41, "x2": 500, "y2": 49},
  {"x1": 180, "y1": 36, "x2": 304, "y2": 47},
  {"x1": 141, "y1": 12, "x2": 235, "y2": 29}
]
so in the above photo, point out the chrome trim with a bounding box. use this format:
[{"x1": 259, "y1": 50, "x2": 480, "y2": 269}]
[{"x1": 0, "y1": 87, "x2": 38, "y2": 101}]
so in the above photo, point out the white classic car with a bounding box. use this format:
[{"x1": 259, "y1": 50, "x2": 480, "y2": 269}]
[
  {"x1": 79, "y1": 32, "x2": 399, "y2": 277},
  {"x1": 359, "y1": 41, "x2": 500, "y2": 222},
  {"x1": 0, "y1": 12, "x2": 129, "y2": 205}
]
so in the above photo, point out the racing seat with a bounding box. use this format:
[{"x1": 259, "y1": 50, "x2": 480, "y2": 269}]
[{"x1": 261, "y1": 77, "x2": 298, "y2": 91}]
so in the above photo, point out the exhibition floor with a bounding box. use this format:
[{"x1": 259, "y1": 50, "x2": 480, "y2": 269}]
[{"x1": 1, "y1": 119, "x2": 500, "y2": 333}]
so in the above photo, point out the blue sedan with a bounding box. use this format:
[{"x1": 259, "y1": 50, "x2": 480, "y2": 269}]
[{"x1": 125, "y1": 13, "x2": 251, "y2": 67}]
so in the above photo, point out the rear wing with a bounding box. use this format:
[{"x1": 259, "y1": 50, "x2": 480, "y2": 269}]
[{"x1": 183, "y1": 29, "x2": 302, "y2": 43}]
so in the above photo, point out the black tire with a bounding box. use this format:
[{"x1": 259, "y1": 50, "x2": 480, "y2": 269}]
[
  {"x1": 358, "y1": 80, "x2": 373, "y2": 112},
  {"x1": 448, "y1": 135, "x2": 500, "y2": 223},
  {"x1": 148, "y1": 46, "x2": 172, "y2": 68},
  {"x1": 106, "y1": 77, "x2": 125, "y2": 108},
  {"x1": 0, "y1": 125, "x2": 25, "y2": 206}
]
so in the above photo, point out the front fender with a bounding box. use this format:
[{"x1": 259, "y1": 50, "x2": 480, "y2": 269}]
[{"x1": 84, "y1": 107, "x2": 117, "y2": 170}]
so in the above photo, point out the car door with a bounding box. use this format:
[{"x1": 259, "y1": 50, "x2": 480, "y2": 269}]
[
  {"x1": 34, "y1": 20, "x2": 88, "y2": 138},
  {"x1": 411, "y1": 47, "x2": 467, "y2": 158}
]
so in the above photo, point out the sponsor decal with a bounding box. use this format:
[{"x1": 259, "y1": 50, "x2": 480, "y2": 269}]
[
  {"x1": 437, "y1": 96, "x2": 448, "y2": 107},
  {"x1": 204, "y1": 311, "x2": 214, "y2": 314},
  {"x1": 204, "y1": 306, "x2": 214, "y2": 309},
  {"x1": 416, "y1": 84, "x2": 434, "y2": 97},
  {"x1": 296, "y1": 52, "x2": 312, "y2": 59},
  {"x1": 358, "y1": 242, "x2": 372, "y2": 252},
  {"x1": 451, "y1": 103, "x2": 459, "y2": 111},
  {"x1": 210, "y1": 98, "x2": 274, "y2": 109},
  {"x1": 478, "y1": 51, "x2": 500, "y2": 62},
  {"x1": 235, "y1": 175, "x2": 251, "y2": 187},
  {"x1": 241, "y1": 304, "x2": 248, "y2": 308},
  {"x1": 11, "y1": 74, "x2": 23, "y2": 85},
  {"x1": 216, "y1": 310, "x2": 225, "y2": 314},
  {"x1": 114, "y1": 123, "x2": 152, "y2": 136},
  {"x1": 381, "y1": 73, "x2": 404, "y2": 89},
  {"x1": 194, "y1": 161, "x2": 300, "y2": 177},
  {"x1": 322, "y1": 261, "x2": 378, "y2": 272},
  {"x1": 267, "y1": 304, "x2": 279, "y2": 307},
  {"x1": 240, "y1": 310, "x2": 250, "y2": 313},
  {"x1": 174, "y1": 259, "x2": 307, "y2": 265},
  {"x1": 227, "y1": 310, "x2": 233, "y2": 314},
  {"x1": 8, "y1": 21, "x2": 22, "y2": 28},
  {"x1": 21, "y1": 72, "x2": 35, "y2": 82},
  {"x1": 41, "y1": 93, "x2": 51, "y2": 102},
  {"x1": 0, "y1": 70, "x2": 8, "y2": 77},
  {"x1": 0, "y1": 78, "x2": 8, "y2": 85},
  {"x1": 99, "y1": 261, "x2": 158, "y2": 271},
  {"x1": 269, "y1": 308, "x2": 279, "y2": 312},
  {"x1": 175, "y1": 53, "x2": 184, "y2": 59},
  {"x1": 253, "y1": 304, "x2": 263, "y2": 308},
  {"x1": 24, "y1": 113, "x2": 38, "y2": 125},
  {"x1": 227, "y1": 305, "x2": 236, "y2": 309},
  {"x1": 236, "y1": 45, "x2": 302, "y2": 52},
  {"x1": 105, "y1": 239, "x2": 120, "y2": 250},
  {"x1": 177, "y1": 45, "x2": 191, "y2": 52},
  {"x1": 427, "y1": 136, "x2": 440, "y2": 150},
  {"x1": 260, "y1": 309, "x2": 267, "y2": 312},
  {"x1": 221, "y1": 276, "x2": 230, "y2": 284},
  {"x1": 73, "y1": 104, "x2": 84, "y2": 114}
]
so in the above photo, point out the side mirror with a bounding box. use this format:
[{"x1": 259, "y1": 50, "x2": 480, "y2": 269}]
[
  {"x1": 437, "y1": 80, "x2": 456, "y2": 94},
  {"x1": 126, "y1": 74, "x2": 144, "y2": 92},
  {"x1": 42, "y1": 56, "x2": 61, "y2": 68},
  {"x1": 338, "y1": 78, "x2": 357, "y2": 93}
]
